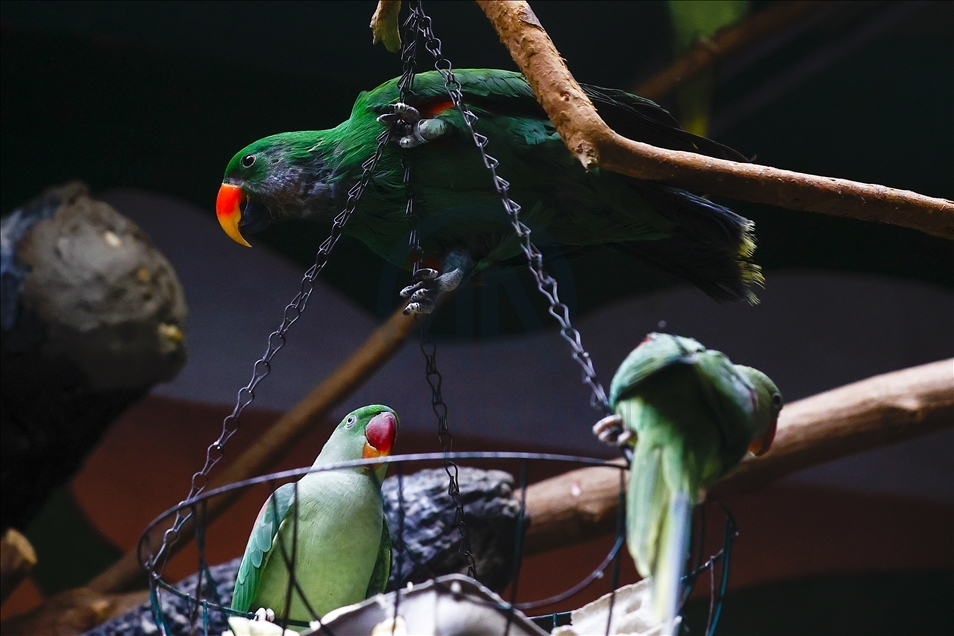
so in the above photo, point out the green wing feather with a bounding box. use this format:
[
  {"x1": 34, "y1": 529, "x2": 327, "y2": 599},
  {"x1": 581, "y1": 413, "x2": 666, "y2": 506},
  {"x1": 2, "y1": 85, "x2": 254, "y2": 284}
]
[
  {"x1": 365, "y1": 515, "x2": 392, "y2": 598},
  {"x1": 609, "y1": 333, "x2": 706, "y2": 407},
  {"x1": 362, "y1": 69, "x2": 745, "y2": 160},
  {"x1": 231, "y1": 483, "x2": 296, "y2": 613},
  {"x1": 691, "y1": 350, "x2": 760, "y2": 460}
]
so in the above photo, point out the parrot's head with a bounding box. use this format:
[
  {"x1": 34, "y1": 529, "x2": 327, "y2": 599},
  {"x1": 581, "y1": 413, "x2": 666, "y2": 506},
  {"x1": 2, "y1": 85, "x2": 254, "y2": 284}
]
[
  {"x1": 321, "y1": 404, "x2": 399, "y2": 482},
  {"x1": 216, "y1": 131, "x2": 335, "y2": 247},
  {"x1": 737, "y1": 366, "x2": 783, "y2": 456}
]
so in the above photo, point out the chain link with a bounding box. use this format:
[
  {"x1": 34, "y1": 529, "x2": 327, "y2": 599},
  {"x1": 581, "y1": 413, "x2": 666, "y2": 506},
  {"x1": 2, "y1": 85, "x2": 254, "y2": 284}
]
[
  {"x1": 143, "y1": 125, "x2": 394, "y2": 579},
  {"x1": 398, "y1": 2, "x2": 478, "y2": 579},
  {"x1": 409, "y1": 1, "x2": 611, "y2": 413}
]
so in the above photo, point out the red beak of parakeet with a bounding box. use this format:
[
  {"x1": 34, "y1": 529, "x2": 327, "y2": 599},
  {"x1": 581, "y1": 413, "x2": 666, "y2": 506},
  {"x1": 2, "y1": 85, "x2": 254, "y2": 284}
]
[
  {"x1": 363, "y1": 411, "x2": 398, "y2": 459},
  {"x1": 216, "y1": 183, "x2": 251, "y2": 247},
  {"x1": 748, "y1": 414, "x2": 778, "y2": 456}
]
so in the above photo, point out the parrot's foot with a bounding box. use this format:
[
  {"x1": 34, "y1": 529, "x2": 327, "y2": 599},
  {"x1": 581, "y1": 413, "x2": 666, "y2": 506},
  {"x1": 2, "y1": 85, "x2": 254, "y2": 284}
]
[
  {"x1": 400, "y1": 267, "x2": 463, "y2": 315},
  {"x1": 397, "y1": 118, "x2": 450, "y2": 149},
  {"x1": 376, "y1": 103, "x2": 450, "y2": 149},
  {"x1": 377, "y1": 102, "x2": 420, "y2": 123},
  {"x1": 253, "y1": 608, "x2": 276, "y2": 622},
  {"x1": 593, "y1": 414, "x2": 633, "y2": 446}
]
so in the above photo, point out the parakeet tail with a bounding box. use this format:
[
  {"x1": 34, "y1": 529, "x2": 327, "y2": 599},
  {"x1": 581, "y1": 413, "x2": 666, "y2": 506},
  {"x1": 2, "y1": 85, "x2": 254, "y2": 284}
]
[
  {"x1": 655, "y1": 489, "x2": 692, "y2": 635},
  {"x1": 625, "y1": 416, "x2": 693, "y2": 634},
  {"x1": 624, "y1": 182, "x2": 763, "y2": 304}
]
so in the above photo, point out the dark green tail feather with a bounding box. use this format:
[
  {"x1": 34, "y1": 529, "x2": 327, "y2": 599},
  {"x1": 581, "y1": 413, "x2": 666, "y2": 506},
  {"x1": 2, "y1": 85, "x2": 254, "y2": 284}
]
[{"x1": 624, "y1": 182, "x2": 763, "y2": 303}]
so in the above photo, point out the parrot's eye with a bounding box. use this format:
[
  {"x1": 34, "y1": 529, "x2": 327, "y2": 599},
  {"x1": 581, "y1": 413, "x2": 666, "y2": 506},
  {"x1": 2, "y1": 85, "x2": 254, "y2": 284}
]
[
  {"x1": 771, "y1": 393, "x2": 783, "y2": 410},
  {"x1": 345, "y1": 414, "x2": 357, "y2": 428},
  {"x1": 241, "y1": 154, "x2": 256, "y2": 168}
]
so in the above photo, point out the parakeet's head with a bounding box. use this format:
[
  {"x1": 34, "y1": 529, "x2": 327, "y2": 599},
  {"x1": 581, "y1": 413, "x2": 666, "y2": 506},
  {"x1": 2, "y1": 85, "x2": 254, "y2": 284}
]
[
  {"x1": 216, "y1": 132, "x2": 335, "y2": 247},
  {"x1": 735, "y1": 366, "x2": 782, "y2": 456},
  {"x1": 319, "y1": 405, "x2": 399, "y2": 481}
]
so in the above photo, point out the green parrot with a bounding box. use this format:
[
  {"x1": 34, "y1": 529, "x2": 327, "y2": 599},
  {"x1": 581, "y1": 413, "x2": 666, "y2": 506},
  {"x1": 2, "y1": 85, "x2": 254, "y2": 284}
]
[
  {"x1": 230, "y1": 405, "x2": 398, "y2": 627},
  {"x1": 216, "y1": 69, "x2": 762, "y2": 315},
  {"x1": 594, "y1": 333, "x2": 781, "y2": 633}
]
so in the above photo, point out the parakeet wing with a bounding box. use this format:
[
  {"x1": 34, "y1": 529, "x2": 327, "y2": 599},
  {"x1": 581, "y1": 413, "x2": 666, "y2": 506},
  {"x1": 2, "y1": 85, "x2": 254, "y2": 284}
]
[
  {"x1": 692, "y1": 350, "x2": 759, "y2": 451},
  {"x1": 365, "y1": 515, "x2": 392, "y2": 598},
  {"x1": 609, "y1": 333, "x2": 707, "y2": 407},
  {"x1": 364, "y1": 69, "x2": 746, "y2": 160},
  {"x1": 231, "y1": 482, "x2": 296, "y2": 613}
]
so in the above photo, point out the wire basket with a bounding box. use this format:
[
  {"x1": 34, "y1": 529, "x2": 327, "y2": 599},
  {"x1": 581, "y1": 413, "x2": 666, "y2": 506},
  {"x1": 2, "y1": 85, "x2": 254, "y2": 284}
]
[{"x1": 128, "y1": 451, "x2": 630, "y2": 636}]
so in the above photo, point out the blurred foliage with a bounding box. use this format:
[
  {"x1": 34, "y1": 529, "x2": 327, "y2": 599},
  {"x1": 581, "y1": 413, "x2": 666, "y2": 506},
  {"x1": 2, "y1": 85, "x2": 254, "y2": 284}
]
[
  {"x1": 668, "y1": 1, "x2": 751, "y2": 135},
  {"x1": 668, "y1": 0, "x2": 751, "y2": 53}
]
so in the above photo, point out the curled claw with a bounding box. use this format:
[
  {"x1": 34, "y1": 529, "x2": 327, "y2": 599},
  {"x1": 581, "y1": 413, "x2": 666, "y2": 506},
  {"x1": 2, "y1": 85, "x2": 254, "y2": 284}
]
[
  {"x1": 399, "y1": 250, "x2": 473, "y2": 316},
  {"x1": 399, "y1": 119, "x2": 451, "y2": 149},
  {"x1": 400, "y1": 281, "x2": 425, "y2": 299},
  {"x1": 409, "y1": 289, "x2": 430, "y2": 303},
  {"x1": 592, "y1": 414, "x2": 625, "y2": 446},
  {"x1": 400, "y1": 269, "x2": 462, "y2": 315},
  {"x1": 390, "y1": 102, "x2": 421, "y2": 122},
  {"x1": 375, "y1": 102, "x2": 421, "y2": 127},
  {"x1": 415, "y1": 268, "x2": 439, "y2": 280},
  {"x1": 399, "y1": 268, "x2": 441, "y2": 299},
  {"x1": 403, "y1": 299, "x2": 435, "y2": 315}
]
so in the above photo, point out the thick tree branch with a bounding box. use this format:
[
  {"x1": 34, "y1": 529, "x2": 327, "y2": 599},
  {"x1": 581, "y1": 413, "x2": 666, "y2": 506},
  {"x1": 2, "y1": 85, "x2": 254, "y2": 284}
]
[
  {"x1": 474, "y1": 1, "x2": 954, "y2": 240},
  {"x1": 523, "y1": 359, "x2": 954, "y2": 554},
  {"x1": 634, "y1": 1, "x2": 829, "y2": 101},
  {"x1": 87, "y1": 307, "x2": 417, "y2": 594}
]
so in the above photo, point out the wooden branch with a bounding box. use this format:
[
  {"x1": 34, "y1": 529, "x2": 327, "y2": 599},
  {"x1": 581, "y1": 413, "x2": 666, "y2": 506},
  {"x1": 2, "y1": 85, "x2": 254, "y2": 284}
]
[
  {"x1": 475, "y1": 1, "x2": 954, "y2": 240},
  {"x1": 713, "y1": 358, "x2": 954, "y2": 496},
  {"x1": 87, "y1": 306, "x2": 417, "y2": 594},
  {"x1": 371, "y1": 0, "x2": 402, "y2": 53},
  {"x1": 634, "y1": 1, "x2": 828, "y2": 101},
  {"x1": 0, "y1": 529, "x2": 37, "y2": 605},
  {"x1": 0, "y1": 588, "x2": 148, "y2": 636},
  {"x1": 523, "y1": 359, "x2": 954, "y2": 555}
]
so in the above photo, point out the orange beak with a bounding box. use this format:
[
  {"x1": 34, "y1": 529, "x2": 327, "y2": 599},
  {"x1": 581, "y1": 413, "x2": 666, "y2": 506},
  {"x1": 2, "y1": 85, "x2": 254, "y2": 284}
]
[
  {"x1": 748, "y1": 418, "x2": 778, "y2": 456},
  {"x1": 363, "y1": 411, "x2": 398, "y2": 459},
  {"x1": 216, "y1": 183, "x2": 251, "y2": 247}
]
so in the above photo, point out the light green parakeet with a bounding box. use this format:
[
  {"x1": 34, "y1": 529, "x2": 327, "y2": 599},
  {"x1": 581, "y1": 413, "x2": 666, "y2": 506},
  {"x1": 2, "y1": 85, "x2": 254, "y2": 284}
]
[
  {"x1": 230, "y1": 405, "x2": 399, "y2": 627},
  {"x1": 598, "y1": 333, "x2": 781, "y2": 633}
]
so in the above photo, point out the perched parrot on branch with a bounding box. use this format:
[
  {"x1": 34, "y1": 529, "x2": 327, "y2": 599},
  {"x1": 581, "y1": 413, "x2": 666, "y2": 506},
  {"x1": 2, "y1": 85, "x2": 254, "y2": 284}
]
[
  {"x1": 594, "y1": 333, "x2": 782, "y2": 634},
  {"x1": 217, "y1": 69, "x2": 761, "y2": 314},
  {"x1": 230, "y1": 405, "x2": 398, "y2": 626}
]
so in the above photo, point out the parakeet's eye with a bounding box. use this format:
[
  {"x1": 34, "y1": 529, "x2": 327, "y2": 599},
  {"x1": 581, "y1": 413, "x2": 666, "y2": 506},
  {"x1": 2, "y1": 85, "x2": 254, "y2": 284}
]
[
  {"x1": 771, "y1": 393, "x2": 783, "y2": 410},
  {"x1": 241, "y1": 154, "x2": 256, "y2": 168},
  {"x1": 345, "y1": 414, "x2": 357, "y2": 428}
]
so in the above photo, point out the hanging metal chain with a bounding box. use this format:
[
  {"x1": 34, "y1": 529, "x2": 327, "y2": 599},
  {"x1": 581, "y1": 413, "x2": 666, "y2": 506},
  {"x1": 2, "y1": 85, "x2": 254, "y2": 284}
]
[
  {"x1": 143, "y1": 125, "x2": 395, "y2": 579},
  {"x1": 398, "y1": 8, "x2": 423, "y2": 277},
  {"x1": 408, "y1": 0, "x2": 611, "y2": 414},
  {"x1": 396, "y1": 3, "x2": 478, "y2": 579},
  {"x1": 418, "y1": 323, "x2": 477, "y2": 577}
]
